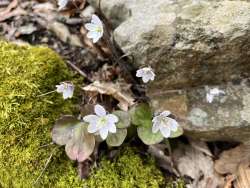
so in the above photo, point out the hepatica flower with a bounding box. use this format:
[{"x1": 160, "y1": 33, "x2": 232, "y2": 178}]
[
  {"x1": 83, "y1": 104, "x2": 118, "y2": 140},
  {"x1": 56, "y1": 82, "x2": 74, "y2": 99},
  {"x1": 152, "y1": 111, "x2": 179, "y2": 138},
  {"x1": 58, "y1": 0, "x2": 68, "y2": 10},
  {"x1": 206, "y1": 87, "x2": 225, "y2": 103},
  {"x1": 136, "y1": 67, "x2": 155, "y2": 83},
  {"x1": 84, "y1": 14, "x2": 104, "y2": 43}
]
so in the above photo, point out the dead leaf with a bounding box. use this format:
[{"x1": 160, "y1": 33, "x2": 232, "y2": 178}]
[
  {"x1": 215, "y1": 144, "x2": 250, "y2": 175},
  {"x1": 234, "y1": 161, "x2": 250, "y2": 188},
  {"x1": 0, "y1": 0, "x2": 18, "y2": 18},
  {"x1": 15, "y1": 24, "x2": 37, "y2": 37},
  {"x1": 173, "y1": 143, "x2": 224, "y2": 188},
  {"x1": 224, "y1": 175, "x2": 235, "y2": 188},
  {"x1": 148, "y1": 144, "x2": 178, "y2": 175},
  {"x1": 82, "y1": 81, "x2": 135, "y2": 111},
  {"x1": 189, "y1": 138, "x2": 213, "y2": 157},
  {"x1": 0, "y1": 7, "x2": 27, "y2": 22}
]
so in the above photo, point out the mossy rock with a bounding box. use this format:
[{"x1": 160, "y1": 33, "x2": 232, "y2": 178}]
[
  {"x1": 83, "y1": 147, "x2": 165, "y2": 188},
  {"x1": 0, "y1": 41, "x2": 83, "y2": 187}
]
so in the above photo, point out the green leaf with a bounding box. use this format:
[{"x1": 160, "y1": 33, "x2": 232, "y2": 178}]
[
  {"x1": 137, "y1": 124, "x2": 164, "y2": 145},
  {"x1": 52, "y1": 115, "x2": 80, "y2": 145},
  {"x1": 169, "y1": 126, "x2": 184, "y2": 138},
  {"x1": 113, "y1": 110, "x2": 131, "y2": 129},
  {"x1": 130, "y1": 103, "x2": 152, "y2": 126},
  {"x1": 65, "y1": 123, "x2": 95, "y2": 162},
  {"x1": 106, "y1": 129, "x2": 127, "y2": 147}
]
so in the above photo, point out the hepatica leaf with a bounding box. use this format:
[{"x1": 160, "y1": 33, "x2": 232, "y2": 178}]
[
  {"x1": 113, "y1": 110, "x2": 131, "y2": 129},
  {"x1": 52, "y1": 115, "x2": 95, "y2": 162},
  {"x1": 137, "y1": 122, "x2": 164, "y2": 145},
  {"x1": 106, "y1": 128, "x2": 127, "y2": 147},
  {"x1": 130, "y1": 103, "x2": 152, "y2": 126},
  {"x1": 169, "y1": 126, "x2": 184, "y2": 138},
  {"x1": 65, "y1": 123, "x2": 95, "y2": 162},
  {"x1": 52, "y1": 115, "x2": 80, "y2": 145}
]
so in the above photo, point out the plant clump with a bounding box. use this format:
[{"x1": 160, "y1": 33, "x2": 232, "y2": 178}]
[{"x1": 0, "y1": 41, "x2": 82, "y2": 187}]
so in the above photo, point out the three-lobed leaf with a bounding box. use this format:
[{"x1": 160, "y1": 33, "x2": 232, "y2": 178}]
[
  {"x1": 113, "y1": 110, "x2": 131, "y2": 129},
  {"x1": 65, "y1": 123, "x2": 95, "y2": 162},
  {"x1": 106, "y1": 128, "x2": 127, "y2": 147},
  {"x1": 52, "y1": 115, "x2": 80, "y2": 145},
  {"x1": 169, "y1": 125, "x2": 184, "y2": 138},
  {"x1": 137, "y1": 123, "x2": 164, "y2": 145},
  {"x1": 130, "y1": 103, "x2": 152, "y2": 126}
]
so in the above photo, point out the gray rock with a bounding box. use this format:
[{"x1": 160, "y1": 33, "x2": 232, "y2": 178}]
[
  {"x1": 150, "y1": 80, "x2": 250, "y2": 142},
  {"x1": 90, "y1": 0, "x2": 250, "y2": 90}
]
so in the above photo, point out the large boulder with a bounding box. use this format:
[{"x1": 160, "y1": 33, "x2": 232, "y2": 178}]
[{"x1": 90, "y1": 0, "x2": 250, "y2": 90}]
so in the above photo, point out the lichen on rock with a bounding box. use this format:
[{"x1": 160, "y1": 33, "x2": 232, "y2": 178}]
[{"x1": 0, "y1": 41, "x2": 82, "y2": 187}]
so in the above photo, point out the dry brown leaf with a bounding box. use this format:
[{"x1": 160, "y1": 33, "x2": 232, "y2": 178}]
[
  {"x1": 224, "y1": 175, "x2": 235, "y2": 188},
  {"x1": 234, "y1": 161, "x2": 250, "y2": 188},
  {"x1": 215, "y1": 144, "x2": 250, "y2": 175},
  {"x1": 189, "y1": 138, "x2": 213, "y2": 157},
  {"x1": 173, "y1": 143, "x2": 224, "y2": 188},
  {"x1": 0, "y1": 7, "x2": 27, "y2": 22},
  {"x1": 0, "y1": 0, "x2": 18, "y2": 18},
  {"x1": 82, "y1": 81, "x2": 135, "y2": 111}
]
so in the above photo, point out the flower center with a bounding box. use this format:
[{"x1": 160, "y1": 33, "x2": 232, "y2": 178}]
[
  {"x1": 95, "y1": 26, "x2": 102, "y2": 33},
  {"x1": 97, "y1": 117, "x2": 107, "y2": 128}
]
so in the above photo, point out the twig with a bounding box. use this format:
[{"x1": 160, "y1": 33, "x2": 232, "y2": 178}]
[
  {"x1": 33, "y1": 152, "x2": 54, "y2": 185},
  {"x1": 66, "y1": 61, "x2": 93, "y2": 82},
  {"x1": 39, "y1": 142, "x2": 54, "y2": 148}
]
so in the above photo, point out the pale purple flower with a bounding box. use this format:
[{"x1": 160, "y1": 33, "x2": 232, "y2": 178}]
[
  {"x1": 136, "y1": 67, "x2": 155, "y2": 83},
  {"x1": 56, "y1": 82, "x2": 74, "y2": 99},
  {"x1": 58, "y1": 0, "x2": 68, "y2": 10},
  {"x1": 206, "y1": 87, "x2": 225, "y2": 103},
  {"x1": 83, "y1": 104, "x2": 118, "y2": 140},
  {"x1": 152, "y1": 111, "x2": 179, "y2": 138},
  {"x1": 84, "y1": 14, "x2": 104, "y2": 43}
]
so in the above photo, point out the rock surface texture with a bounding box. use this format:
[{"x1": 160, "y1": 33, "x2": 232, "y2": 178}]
[{"x1": 89, "y1": 0, "x2": 250, "y2": 142}]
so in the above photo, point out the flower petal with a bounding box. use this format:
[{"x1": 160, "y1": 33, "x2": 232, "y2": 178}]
[
  {"x1": 161, "y1": 111, "x2": 171, "y2": 117},
  {"x1": 99, "y1": 127, "x2": 109, "y2": 140},
  {"x1": 86, "y1": 31, "x2": 98, "y2": 39},
  {"x1": 108, "y1": 123, "x2": 116, "y2": 133},
  {"x1": 169, "y1": 119, "x2": 178, "y2": 132},
  {"x1": 92, "y1": 34, "x2": 101, "y2": 43},
  {"x1": 152, "y1": 123, "x2": 160, "y2": 133},
  {"x1": 88, "y1": 123, "x2": 99, "y2": 133},
  {"x1": 91, "y1": 14, "x2": 103, "y2": 26},
  {"x1": 56, "y1": 84, "x2": 64, "y2": 93},
  {"x1": 106, "y1": 114, "x2": 119, "y2": 123},
  {"x1": 85, "y1": 23, "x2": 99, "y2": 31},
  {"x1": 95, "y1": 104, "x2": 106, "y2": 116},
  {"x1": 83, "y1": 115, "x2": 99, "y2": 123},
  {"x1": 136, "y1": 69, "x2": 144, "y2": 77},
  {"x1": 160, "y1": 127, "x2": 171, "y2": 138},
  {"x1": 142, "y1": 75, "x2": 151, "y2": 83},
  {"x1": 206, "y1": 93, "x2": 214, "y2": 103}
]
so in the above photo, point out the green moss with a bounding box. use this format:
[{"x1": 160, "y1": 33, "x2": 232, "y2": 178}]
[
  {"x1": 0, "y1": 41, "x2": 82, "y2": 187},
  {"x1": 83, "y1": 147, "x2": 165, "y2": 188}
]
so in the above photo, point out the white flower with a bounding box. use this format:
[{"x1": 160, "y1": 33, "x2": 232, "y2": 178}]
[
  {"x1": 136, "y1": 67, "x2": 155, "y2": 83},
  {"x1": 84, "y1": 14, "x2": 104, "y2": 43},
  {"x1": 83, "y1": 104, "x2": 119, "y2": 140},
  {"x1": 152, "y1": 111, "x2": 179, "y2": 138},
  {"x1": 58, "y1": 0, "x2": 68, "y2": 10},
  {"x1": 206, "y1": 87, "x2": 225, "y2": 103},
  {"x1": 56, "y1": 82, "x2": 74, "y2": 99}
]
